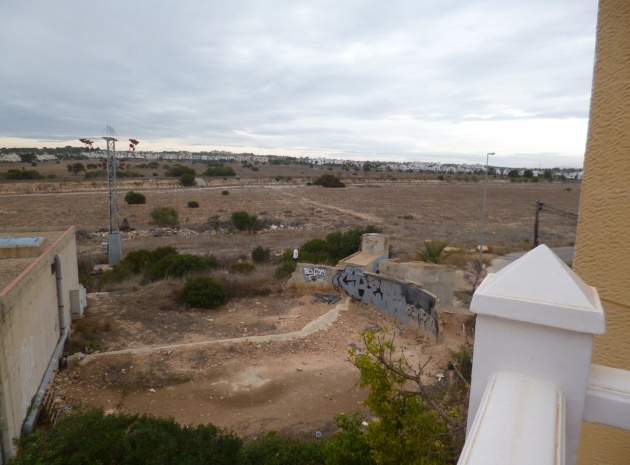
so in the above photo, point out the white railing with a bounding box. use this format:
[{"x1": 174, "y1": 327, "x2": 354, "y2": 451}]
[{"x1": 458, "y1": 245, "x2": 630, "y2": 465}]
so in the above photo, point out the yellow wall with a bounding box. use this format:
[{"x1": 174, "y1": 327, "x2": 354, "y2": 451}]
[{"x1": 574, "y1": 1, "x2": 630, "y2": 462}]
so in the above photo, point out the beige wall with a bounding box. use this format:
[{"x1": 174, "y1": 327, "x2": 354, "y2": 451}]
[
  {"x1": 0, "y1": 227, "x2": 78, "y2": 459},
  {"x1": 574, "y1": 1, "x2": 630, "y2": 462}
]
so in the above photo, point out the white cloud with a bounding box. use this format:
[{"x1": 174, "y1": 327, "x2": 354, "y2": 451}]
[{"x1": 0, "y1": 0, "x2": 597, "y2": 167}]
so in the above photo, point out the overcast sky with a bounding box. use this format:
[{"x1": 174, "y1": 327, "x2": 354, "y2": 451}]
[{"x1": 0, "y1": 1, "x2": 598, "y2": 168}]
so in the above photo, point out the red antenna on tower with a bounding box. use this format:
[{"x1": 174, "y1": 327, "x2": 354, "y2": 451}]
[{"x1": 79, "y1": 139, "x2": 96, "y2": 152}]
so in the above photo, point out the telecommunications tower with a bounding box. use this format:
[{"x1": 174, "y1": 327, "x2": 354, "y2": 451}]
[
  {"x1": 80, "y1": 126, "x2": 139, "y2": 266},
  {"x1": 103, "y1": 125, "x2": 122, "y2": 265}
]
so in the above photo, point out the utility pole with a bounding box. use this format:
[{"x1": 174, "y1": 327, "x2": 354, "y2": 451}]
[
  {"x1": 479, "y1": 152, "x2": 495, "y2": 262},
  {"x1": 533, "y1": 201, "x2": 544, "y2": 248}
]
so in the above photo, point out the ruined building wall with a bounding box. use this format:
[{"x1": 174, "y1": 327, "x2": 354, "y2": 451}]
[{"x1": 0, "y1": 227, "x2": 78, "y2": 459}]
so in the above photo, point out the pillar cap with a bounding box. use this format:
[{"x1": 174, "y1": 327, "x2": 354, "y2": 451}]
[{"x1": 471, "y1": 245, "x2": 605, "y2": 334}]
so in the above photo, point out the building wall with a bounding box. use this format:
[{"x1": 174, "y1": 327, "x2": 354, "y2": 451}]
[
  {"x1": 378, "y1": 260, "x2": 455, "y2": 308},
  {"x1": 574, "y1": 1, "x2": 630, "y2": 462},
  {"x1": 0, "y1": 227, "x2": 77, "y2": 459}
]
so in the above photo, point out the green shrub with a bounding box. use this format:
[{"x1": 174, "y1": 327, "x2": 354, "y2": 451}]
[
  {"x1": 275, "y1": 260, "x2": 296, "y2": 279},
  {"x1": 222, "y1": 190, "x2": 229, "y2": 195},
  {"x1": 181, "y1": 276, "x2": 229, "y2": 309},
  {"x1": 188, "y1": 200, "x2": 200, "y2": 208},
  {"x1": 147, "y1": 253, "x2": 219, "y2": 281},
  {"x1": 204, "y1": 166, "x2": 236, "y2": 177},
  {"x1": 165, "y1": 165, "x2": 196, "y2": 177},
  {"x1": 312, "y1": 174, "x2": 345, "y2": 188},
  {"x1": 150, "y1": 206, "x2": 180, "y2": 227},
  {"x1": 84, "y1": 170, "x2": 105, "y2": 179},
  {"x1": 11, "y1": 409, "x2": 242, "y2": 465},
  {"x1": 231, "y1": 211, "x2": 264, "y2": 232},
  {"x1": 5, "y1": 169, "x2": 44, "y2": 180},
  {"x1": 228, "y1": 262, "x2": 256, "y2": 274},
  {"x1": 125, "y1": 191, "x2": 146, "y2": 205},
  {"x1": 180, "y1": 172, "x2": 196, "y2": 186},
  {"x1": 239, "y1": 432, "x2": 325, "y2": 465},
  {"x1": 252, "y1": 245, "x2": 271, "y2": 263},
  {"x1": 116, "y1": 170, "x2": 143, "y2": 178},
  {"x1": 416, "y1": 240, "x2": 449, "y2": 264},
  {"x1": 324, "y1": 413, "x2": 375, "y2": 465}
]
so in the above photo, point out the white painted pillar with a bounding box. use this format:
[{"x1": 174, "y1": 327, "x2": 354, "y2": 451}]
[{"x1": 467, "y1": 245, "x2": 605, "y2": 465}]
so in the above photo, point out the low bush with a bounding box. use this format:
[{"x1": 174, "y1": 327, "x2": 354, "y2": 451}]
[
  {"x1": 150, "y1": 206, "x2": 180, "y2": 227},
  {"x1": 313, "y1": 174, "x2": 345, "y2": 188},
  {"x1": 228, "y1": 262, "x2": 256, "y2": 274},
  {"x1": 213, "y1": 265, "x2": 276, "y2": 297},
  {"x1": 180, "y1": 173, "x2": 196, "y2": 186},
  {"x1": 11, "y1": 409, "x2": 242, "y2": 465},
  {"x1": 4, "y1": 169, "x2": 44, "y2": 180},
  {"x1": 165, "y1": 165, "x2": 196, "y2": 177},
  {"x1": 275, "y1": 260, "x2": 296, "y2": 279},
  {"x1": 147, "y1": 253, "x2": 219, "y2": 281},
  {"x1": 222, "y1": 190, "x2": 229, "y2": 195},
  {"x1": 252, "y1": 245, "x2": 271, "y2": 263},
  {"x1": 180, "y1": 276, "x2": 228, "y2": 309},
  {"x1": 239, "y1": 432, "x2": 325, "y2": 465},
  {"x1": 231, "y1": 211, "x2": 264, "y2": 232},
  {"x1": 204, "y1": 166, "x2": 236, "y2": 177},
  {"x1": 125, "y1": 191, "x2": 146, "y2": 205},
  {"x1": 188, "y1": 200, "x2": 200, "y2": 208}
]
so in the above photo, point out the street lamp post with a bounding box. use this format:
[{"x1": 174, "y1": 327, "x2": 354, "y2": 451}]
[{"x1": 479, "y1": 152, "x2": 495, "y2": 263}]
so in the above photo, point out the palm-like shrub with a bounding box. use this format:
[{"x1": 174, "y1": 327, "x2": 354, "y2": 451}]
[{"x1": 416, "y1": 240, "x2": 449, "y2": 264}]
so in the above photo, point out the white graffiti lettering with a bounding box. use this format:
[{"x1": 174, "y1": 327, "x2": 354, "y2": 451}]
[{"x1": 303, "y1": 266, "x2": 328, "y2": 282}]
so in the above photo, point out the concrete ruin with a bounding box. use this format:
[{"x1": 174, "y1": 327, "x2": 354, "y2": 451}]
[
  {"x1": 286, "y1": 233, "x2": 455, "y2": 339},
  {"x1": 0, "y1": 227, "x2": 86, "y2": 461}
]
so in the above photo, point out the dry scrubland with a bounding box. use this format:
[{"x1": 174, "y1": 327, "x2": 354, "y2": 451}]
[
  {"x1": 0, "y1": 159, "x2": 580, "y2": 264},
  {"x1": 0, "y1": 159, "x2": 580, "y2": 439}
]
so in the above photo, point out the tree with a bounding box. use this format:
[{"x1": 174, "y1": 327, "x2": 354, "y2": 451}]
[
  {"x1": 336, "y1": 330, "x2": 469, "y2": 464},
  {"x1": 507, "y1": 169, "x2": 519, "y2": 178},
  {"x1": 70, "y1": 162, "x2": 86, "y2": 175},
  {"x1": 464, "y1": 260, "x2": 486, "y2": 292},
  {"x1": 523, "y1": 169, "x2": 533, "y2": 178},
  {"x1": 543, "y1": 170, "x2": 553, "y2": 179}
]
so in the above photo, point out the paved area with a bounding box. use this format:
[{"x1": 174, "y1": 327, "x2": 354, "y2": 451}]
[{"x1": 487, "y1": 246, "x2": 574, "y2": 274}]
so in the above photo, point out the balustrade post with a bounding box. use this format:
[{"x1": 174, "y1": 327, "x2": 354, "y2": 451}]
[{"x1": 466, "y1": 245, "x2": 605, "y2": 465}]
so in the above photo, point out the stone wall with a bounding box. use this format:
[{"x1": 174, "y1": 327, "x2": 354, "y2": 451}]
[{"x1": 0, "y1": 227, "x2": 78, "y2": 460}]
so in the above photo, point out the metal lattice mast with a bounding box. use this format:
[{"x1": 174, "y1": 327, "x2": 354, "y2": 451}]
[{"x1": 103, "y1": 125, "x2": 119, "y2": 234}]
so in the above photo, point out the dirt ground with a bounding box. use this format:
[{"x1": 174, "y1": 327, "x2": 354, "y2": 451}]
[{"x1": 53, "y1": 291, "x2": 472, "y2": 439}]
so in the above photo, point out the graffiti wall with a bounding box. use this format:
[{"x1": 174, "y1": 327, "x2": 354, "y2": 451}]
[
  {"x1": 333, "y1": 265, "x2": 439, "y2": 339},
  {"x1": 303, "y1": 265, "x2": 328, "y2": 282}
]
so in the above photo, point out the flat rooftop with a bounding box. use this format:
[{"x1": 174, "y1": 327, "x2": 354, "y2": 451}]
[{"x1": 0, "y1": 230, "x2": 65, "y2": 293}]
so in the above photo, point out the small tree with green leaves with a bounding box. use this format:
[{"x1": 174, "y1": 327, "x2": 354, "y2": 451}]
[{"x1": 336, "y1": 330, "x2": 469, "y2": 464}]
